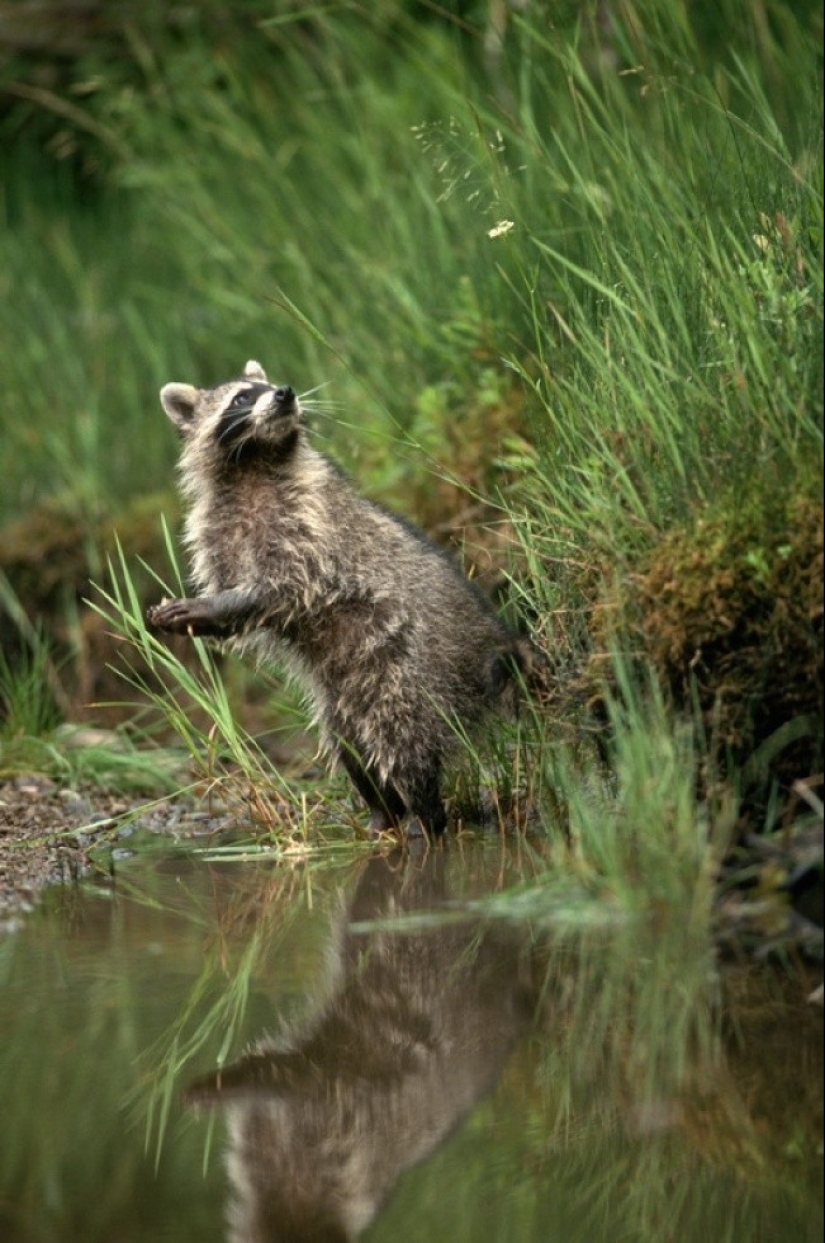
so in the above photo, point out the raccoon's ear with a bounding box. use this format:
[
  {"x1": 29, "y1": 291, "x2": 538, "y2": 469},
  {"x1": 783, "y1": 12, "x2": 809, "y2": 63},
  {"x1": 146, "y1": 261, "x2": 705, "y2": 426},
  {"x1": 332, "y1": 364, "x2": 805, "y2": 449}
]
[
  {"x1": 160, "y1": 383, "x2": 199, "y2": 435},
  {"x1": 243, "y1": 359, "x2": 268, "y2": 382}
]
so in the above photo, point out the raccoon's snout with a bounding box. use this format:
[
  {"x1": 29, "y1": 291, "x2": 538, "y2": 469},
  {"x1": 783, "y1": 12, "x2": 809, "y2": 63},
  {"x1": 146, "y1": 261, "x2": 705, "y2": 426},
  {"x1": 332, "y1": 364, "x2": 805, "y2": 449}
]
[{"x1": 273, "y1": 385, "x2": 295, "y2": 409}]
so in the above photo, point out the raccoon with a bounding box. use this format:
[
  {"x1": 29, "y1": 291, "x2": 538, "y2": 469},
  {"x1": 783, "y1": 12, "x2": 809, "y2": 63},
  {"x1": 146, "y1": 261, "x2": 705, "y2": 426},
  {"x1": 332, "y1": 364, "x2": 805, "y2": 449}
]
[{"x1": 146, "y1": 360, "x2": 527, "y2": 836}]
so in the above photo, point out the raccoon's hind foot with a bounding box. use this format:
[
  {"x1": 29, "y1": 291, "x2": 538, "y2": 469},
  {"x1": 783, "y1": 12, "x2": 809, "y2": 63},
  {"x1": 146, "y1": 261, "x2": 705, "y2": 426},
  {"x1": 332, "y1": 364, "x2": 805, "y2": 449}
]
[
  {"x1": 338, "y1": 750, "x2": 439, "y2": 840},
  {"x1": 364, "y1": 804, "x2": 444, "y2": 843},
  {"x1": 340, "y1": 755, "x2": 402, "y2": 838},
  {"x1": 367, "y1": 807, "x2": 400, "y2": 837},
  {"x1": 405, "y1": 763, "x2": 447, "y2": 838}
]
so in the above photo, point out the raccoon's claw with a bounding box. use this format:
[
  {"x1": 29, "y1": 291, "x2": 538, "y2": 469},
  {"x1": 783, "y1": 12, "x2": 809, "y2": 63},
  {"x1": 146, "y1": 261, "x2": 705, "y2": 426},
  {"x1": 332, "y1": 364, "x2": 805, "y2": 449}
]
[{"x1": 146, "y1": 597, "x2": 195, "y2": 634}]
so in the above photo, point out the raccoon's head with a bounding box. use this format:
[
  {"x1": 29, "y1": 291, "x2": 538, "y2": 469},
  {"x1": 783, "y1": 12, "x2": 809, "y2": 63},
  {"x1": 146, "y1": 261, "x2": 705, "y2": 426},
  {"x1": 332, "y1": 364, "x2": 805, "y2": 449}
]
[{"x1": 160, "y1": 360, "x2": 303, "y2": 466}]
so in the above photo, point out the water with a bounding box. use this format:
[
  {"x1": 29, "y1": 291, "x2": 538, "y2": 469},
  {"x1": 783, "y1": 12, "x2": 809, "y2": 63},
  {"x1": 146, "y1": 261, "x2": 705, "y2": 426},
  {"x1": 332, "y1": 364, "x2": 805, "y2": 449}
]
[{"x1": 0, "y1": 837, "x2": 821, "y2": 1242}]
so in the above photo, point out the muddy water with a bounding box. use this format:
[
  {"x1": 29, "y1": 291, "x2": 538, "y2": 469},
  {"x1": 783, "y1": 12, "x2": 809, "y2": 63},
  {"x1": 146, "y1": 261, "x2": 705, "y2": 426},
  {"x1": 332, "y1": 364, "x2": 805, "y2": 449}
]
[{"x1": 0, "y1": 837, "x2": 821, "y2": 1243}]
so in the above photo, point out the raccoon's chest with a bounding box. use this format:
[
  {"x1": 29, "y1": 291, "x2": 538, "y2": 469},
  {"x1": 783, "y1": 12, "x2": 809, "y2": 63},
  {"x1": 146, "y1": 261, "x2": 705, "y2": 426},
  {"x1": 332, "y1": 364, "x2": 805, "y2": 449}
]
[{"x1": 185, "y1": 477, "x2": 325, "y2": 593}]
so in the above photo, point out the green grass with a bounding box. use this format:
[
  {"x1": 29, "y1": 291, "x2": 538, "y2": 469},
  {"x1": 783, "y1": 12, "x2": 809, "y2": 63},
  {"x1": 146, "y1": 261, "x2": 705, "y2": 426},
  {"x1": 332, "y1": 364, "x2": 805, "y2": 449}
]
[
  {"x1": 3, "y1": 2, "x2": 817, "y2": 522},
  {"x1": 0, "y1": 3, "x2": 822, "y2": 893},
  {"x1": 91, "y1": 532, "x2": 326, "y2": 831}
]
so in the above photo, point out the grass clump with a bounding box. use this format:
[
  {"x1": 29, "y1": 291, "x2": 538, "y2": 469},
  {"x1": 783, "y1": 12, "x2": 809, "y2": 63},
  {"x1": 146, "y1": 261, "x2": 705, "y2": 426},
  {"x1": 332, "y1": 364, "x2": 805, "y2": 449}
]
[
  {"x1": 491, "y1": 13, "x2": 823, "y2": 817},
  {"x1": 0, "y1": 632, "x2": 63, "y2": 746},
  {"x1": 91, "y1": 535, "x2": 333, "y2": 839}
]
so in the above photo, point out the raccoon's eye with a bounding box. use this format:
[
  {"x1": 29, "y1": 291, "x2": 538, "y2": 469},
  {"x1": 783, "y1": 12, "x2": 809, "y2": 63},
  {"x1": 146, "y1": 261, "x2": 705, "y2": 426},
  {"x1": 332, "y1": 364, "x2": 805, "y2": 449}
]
[{"x1": 229, "y1": 390, "x2": 252, "y2": 409}]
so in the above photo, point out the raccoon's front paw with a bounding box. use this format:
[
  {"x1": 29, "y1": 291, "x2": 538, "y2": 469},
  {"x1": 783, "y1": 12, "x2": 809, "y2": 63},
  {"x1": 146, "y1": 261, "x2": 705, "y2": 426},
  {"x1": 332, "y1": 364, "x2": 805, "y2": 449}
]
[{"x1": 146, "y1": 597, "x2": 196, "y2": 635}]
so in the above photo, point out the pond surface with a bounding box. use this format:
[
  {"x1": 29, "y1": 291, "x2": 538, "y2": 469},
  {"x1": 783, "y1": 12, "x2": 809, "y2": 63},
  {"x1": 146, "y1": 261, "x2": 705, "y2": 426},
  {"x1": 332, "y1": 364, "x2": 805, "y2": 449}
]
[{"x1": 0, "y1": 835, "x2": 821, "y2": 1242}]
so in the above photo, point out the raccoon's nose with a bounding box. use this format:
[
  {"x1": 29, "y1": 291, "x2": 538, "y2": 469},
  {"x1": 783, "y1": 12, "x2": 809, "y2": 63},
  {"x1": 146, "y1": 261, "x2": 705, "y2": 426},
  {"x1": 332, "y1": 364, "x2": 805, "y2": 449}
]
[{"x1": 273, "y1": 386, "x2": 295, "y2": 406}]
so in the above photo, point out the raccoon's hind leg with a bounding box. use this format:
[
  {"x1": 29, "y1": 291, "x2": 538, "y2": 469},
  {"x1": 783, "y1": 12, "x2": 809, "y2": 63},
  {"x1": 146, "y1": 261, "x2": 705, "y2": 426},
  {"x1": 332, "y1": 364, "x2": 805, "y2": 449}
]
[
  {"x1": 402, "y1": 757, "x2": 447, "y2": 839},
  {"x1": 339, "y1": 749, "x2": 407, "y2": 835}
]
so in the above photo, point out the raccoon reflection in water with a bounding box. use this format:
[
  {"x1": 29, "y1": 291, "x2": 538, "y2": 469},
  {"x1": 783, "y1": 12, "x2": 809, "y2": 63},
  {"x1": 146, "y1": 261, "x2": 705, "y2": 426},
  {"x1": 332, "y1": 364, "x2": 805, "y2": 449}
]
[{"x1": 186, "y1": 852, "x2": 541, "y2": 1243}]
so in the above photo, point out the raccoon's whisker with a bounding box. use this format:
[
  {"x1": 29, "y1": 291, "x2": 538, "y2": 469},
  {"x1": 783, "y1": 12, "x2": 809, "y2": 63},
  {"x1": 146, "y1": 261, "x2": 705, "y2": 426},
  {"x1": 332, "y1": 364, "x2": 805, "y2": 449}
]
[
  {"x1": 300, "y1": 406, "x2": 338, "y2": 421},
  {"x1": 298, "y1": 382, "x2": 334, "y2": 400},
  {"x1": 218, "y1": 411, "x2": 254, "y2": 444}
]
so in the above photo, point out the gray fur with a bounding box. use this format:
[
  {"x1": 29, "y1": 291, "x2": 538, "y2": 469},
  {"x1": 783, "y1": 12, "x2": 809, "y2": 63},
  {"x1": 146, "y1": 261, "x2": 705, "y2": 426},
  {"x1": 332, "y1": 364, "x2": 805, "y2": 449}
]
[{"x1": 147, "y1": 360, "x2": 525, "y2": 835}]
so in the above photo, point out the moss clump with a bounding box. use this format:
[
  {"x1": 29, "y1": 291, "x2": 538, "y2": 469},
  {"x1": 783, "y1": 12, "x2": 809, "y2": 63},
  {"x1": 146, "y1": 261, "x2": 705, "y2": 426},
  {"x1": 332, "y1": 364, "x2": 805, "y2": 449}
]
[{"x1": 628, "y1": 491, "x2": 823, "y2": 781}]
